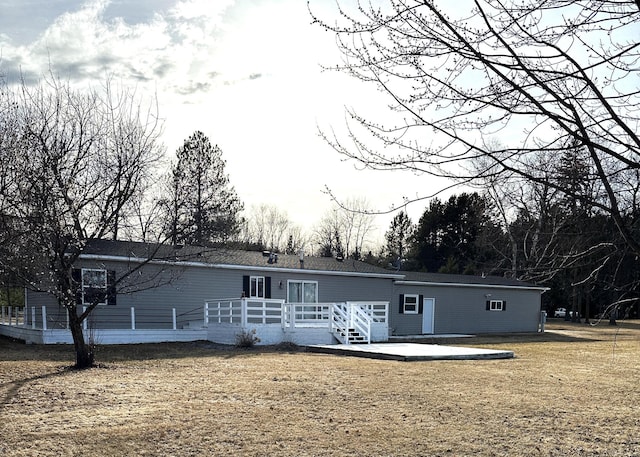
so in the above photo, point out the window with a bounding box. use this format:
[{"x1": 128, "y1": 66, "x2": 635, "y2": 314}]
[
  {"x1": 242, "y1": 276, "x2": 271, "y2": 299},
  {"x1": 76, "y1": 269, "x2": 116, "y2": 306},
  {"x1": 83, "y1": 269, "x2": 106, "y2": 305},
  {"x1": 250, "y1": 276, "x2": 265, "y2": 298},
  {"x1": 486, "y1": 300, "x2": 506, "y2": 311},
  {"x1": 287, "y1": 280, "x2": 318, "y2": 303},
  {"x1": 402, "y1": 294, "x2": 420, "y2": 314}
]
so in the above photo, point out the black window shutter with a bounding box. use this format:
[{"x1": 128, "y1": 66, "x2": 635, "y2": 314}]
[
  {"x1": 106, "y1": 270, "x2": 117, "y2": 306},
  {"x1": 72, "y1": 269, "x2": 82, "y2": 305},
  {"x1": 486, "y1": 300, "x2": 490, "y2": 311},
  {"x1": 399, "y1": 294, "x2": 404, "y2": 314},
  {"x1": 265, "y1": 277, "x2": 271, "y2": 299},
  {"x1": 502, "y1": 300, "x2": 507, "y2": 311},
  {"x1": 242, "y1": 275, "x2": 250, "y2": 297},
  {"x1": 418, "y1": 295, "x2": 424, "y2": 314}
]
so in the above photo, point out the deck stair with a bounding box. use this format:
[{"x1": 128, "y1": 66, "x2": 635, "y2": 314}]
[
  {"x1": 334, "y1": 327, "x2": 368, "y2": 344},
  {"x1": 331, "y1": 303, "x2": 372, "y2": 345}
]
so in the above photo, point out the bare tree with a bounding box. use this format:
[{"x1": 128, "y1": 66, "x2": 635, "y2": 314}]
[
  {"x1": 313, "y1": 199, "x2": 377, "y2": 259},
  {"x1": 311, "y1": 1, "x2": 640, "y2": 257},
  {"x1": 245, "y1": 204, "x2": 291, "y2": 252},
  {"x1": 0, "y1": 74, "x2": 164, "y2": 368},
  {"x1": 125, "y1": 192, "x2": 167, "y2": 243},
  {"x1": 314, "y1": 207, "x2": 344, "y2": 258},
  {"x1": 240, "y1": 204, "x2": 309, "y2": 253},
  {"x1": 284, "y1": 225, "x2": 308, "y2": 255},
  {"x1": 340, "y1": 196, "x2": 377, "y2": 259},
  {"x1": 473, "y1": 146, "x2": 573, "y2": 281}
]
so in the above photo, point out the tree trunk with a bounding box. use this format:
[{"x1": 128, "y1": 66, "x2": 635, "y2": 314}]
[
  {"x1": 565, "y1": 286, "x2": 574, "y2": 321},
  {"x1": 67, "y1": 307, "x2": 94, "y2": 369},
  {"x1": 609, "y1": 306, "x2": 618, "y2": 326},
  {"x1": 572, "y1": 287, "x2": 581, "y2": 323},
  {"x1": 584, "y1": 290, "x2": 591, "y2": 324}
]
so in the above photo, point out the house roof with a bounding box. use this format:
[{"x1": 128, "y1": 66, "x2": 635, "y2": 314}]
[
  {"x1": 78, "y1": 240, "x2": 546, "y2": 289},
  {"x1": 396, "y1": 270, "x2": 547, "y2": 291},
  {"x1": 79, "y1": 239, "x2": 402, "y2": 278}
]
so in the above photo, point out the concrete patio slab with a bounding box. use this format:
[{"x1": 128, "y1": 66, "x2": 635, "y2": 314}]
[{"x1": 306, "y1": 342, "x2": 514, "y2": 361}]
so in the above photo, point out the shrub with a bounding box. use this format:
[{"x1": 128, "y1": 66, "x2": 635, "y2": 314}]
[{"x1": 235, "y1": 328, "x2": 260, "y2": 348}]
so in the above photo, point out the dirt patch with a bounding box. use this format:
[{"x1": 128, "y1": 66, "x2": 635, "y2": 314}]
[{"x1": 1, "y1": 321, "x2": 639, "y2": 456}]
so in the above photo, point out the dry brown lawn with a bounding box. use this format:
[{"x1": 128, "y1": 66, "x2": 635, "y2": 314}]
[{"x1": 1, "y1": 321, "x2": 639, "y2": 456}]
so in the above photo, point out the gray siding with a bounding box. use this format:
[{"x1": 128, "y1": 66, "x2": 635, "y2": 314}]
[
  {"x1": 25, "y1": 290, "x2": 66, "y2": 329},
  {"x1": 25, "y1": 255, "x2": 541, "y2": 335},
  {"x1": 28, "y1": 259, "x2": 395, "y2": 329},
  {"x1": 391, "y1": 283, "x2": 543, "y2": 335},
  {"x1": 269, "y1": 272, "x2": 394, "y2": 303}
]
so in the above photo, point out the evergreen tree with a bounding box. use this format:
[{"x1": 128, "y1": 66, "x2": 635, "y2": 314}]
[
  {"x1": 165, "y1": 131, "x2": 243, "y2": 245},
  {"x1": 383, "y1": 211, "x2": 413, "y2": 269},
  {"x1": 411, "y1": 193, "x2": 489, "y2": 274}
]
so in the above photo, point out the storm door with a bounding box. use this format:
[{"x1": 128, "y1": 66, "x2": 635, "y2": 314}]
[{"x1": 421, "y1": 298, "x2": 435, "y2": 334}]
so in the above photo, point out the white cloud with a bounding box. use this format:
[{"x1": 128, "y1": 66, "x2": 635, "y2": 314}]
[
  {"x1": 168, "y1": 0, "x2": 231, "y2": 21},
  {"x1": 1, "y1": 0, "x2": 231, "y2": 89},
  {"x1": 0, "y1": 0, "x2": 438, "y2": 243}
]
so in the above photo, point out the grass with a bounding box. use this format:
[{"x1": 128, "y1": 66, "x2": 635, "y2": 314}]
[{"x1": 1, "y1": 320, "x2": 639, "y2": 456}]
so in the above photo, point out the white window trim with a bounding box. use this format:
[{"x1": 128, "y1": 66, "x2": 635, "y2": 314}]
[
  {"x1": 403, "y1": 294, "x2": 420, "y2": 314},
  {"x1": 287, "y1": 280, "x2": 318, "y2": 304},
  {"x1": 249, "y1": 276, "x2": 265, "y2": 299},
  {"x1": 489, "y1": 300, "x2": 504, "y2": 311},
  {"x1": 81, "y1": 268, "x2": 108, "y2": 306}
]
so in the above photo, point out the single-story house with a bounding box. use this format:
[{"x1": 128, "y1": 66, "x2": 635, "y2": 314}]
[
  {"x1": 0, "y1": 240, "x2": 547, "y2": 345},
  {"x1": 391, "y1": 271, "x2": 548, "y2": 335}
]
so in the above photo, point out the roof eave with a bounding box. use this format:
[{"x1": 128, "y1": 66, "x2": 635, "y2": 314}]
[
  {"x1": 78, "y1": 254, "x2": 405, "y2": 280},
  {"x1": 395, "y1": 279, "x2": 549, "y2": 292}
]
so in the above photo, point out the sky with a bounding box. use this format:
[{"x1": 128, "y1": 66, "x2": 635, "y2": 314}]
[{"x1": 0, "y1": 0, "x2": 441, "y2": 246}]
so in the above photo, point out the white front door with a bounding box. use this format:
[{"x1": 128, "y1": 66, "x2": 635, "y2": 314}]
[{"x1": 422, "y1": 298, "x2": 435, "y2": 334}]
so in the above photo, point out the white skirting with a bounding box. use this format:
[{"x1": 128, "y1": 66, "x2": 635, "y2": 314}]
[{"x1": 0, "y1": 324, "x2": 207, "y2": 345}]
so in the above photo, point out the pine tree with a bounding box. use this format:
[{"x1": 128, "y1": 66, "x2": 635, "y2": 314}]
[
  {"x1": 384, "y1": 211, "x2": 413, "y2": 269},
  {"x1": 411, "y1": 193, "x2": 489, "y2": 273},
  {"x1": 165, "y1": 131, "x2": 243, "y2": 245}
]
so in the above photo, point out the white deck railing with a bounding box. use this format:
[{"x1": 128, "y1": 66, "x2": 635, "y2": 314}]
[
  {"x1": 352, "y1": 305, "x2": 372, "y2": 344},
  {"x1": 2, "y1": 300, "x2": 389, "y2": 345},
  {"x1": 0, "y1": 306, "x2": 25, "y2": 326},
  {"x1": 3, "y1": 301, "x2": 388, "y2": 331},
  {"x1": 284, "y1": 303, "x2": 331, "y2": 327},
  {"x1": 331, "y1": 302, "x2": 350, "y2": 343},
  {"x1": 205, "y1": 298, "x2": 388, "y2": 345},
  {"x1": 0, "y1": 305, "x2": 198, "y2": 331},
  {"x1": 330, "y1": 302, "x2": 384, "y2": 344},
  {"x1": 0, "y1": 304, "x2": 209, "y2": 345},
  {"x1": 348, "y1": 301, "x2": 388, "y2": 323},
  {"x1": 205, "y1": 298, "x2": 286, "y2": 325}
]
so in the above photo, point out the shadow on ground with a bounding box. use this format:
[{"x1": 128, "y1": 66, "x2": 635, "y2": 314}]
[
  {"x1": 394, "y1": 319, "x2": 640, "y2": 346},
  {"x1": 393, "y1": 332, "x2": 591, "y2": 346},
  {"x1": 0, "y1": 335, "x2": 301, "y2": 364},
  {"x1": 1, "y1": 320, "x2": 637, "y2": 364}
]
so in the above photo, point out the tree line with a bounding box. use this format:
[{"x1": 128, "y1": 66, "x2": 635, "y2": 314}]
[
  {"x1": 310, "y1": 0, "x2": 640, "y2": 322},
  {"x1": 379, "y1": 189, "x2": 639, "y2": 322}
]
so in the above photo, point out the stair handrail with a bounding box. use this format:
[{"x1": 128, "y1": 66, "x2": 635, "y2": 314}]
[
  {"x1": 350, "y1": 304, "x2": 372, "y2": 344},
  {"x1": 331, "y1": 303, "x2": 350, "y2": 344}
]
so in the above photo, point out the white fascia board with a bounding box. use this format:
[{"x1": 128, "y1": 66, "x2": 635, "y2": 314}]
[
  {"x1": 395, "y1": 280, "x2": 549, "y2": 292},
  {"x1": 78, "y1": 254, "x2": 405, "y2": 280}
]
